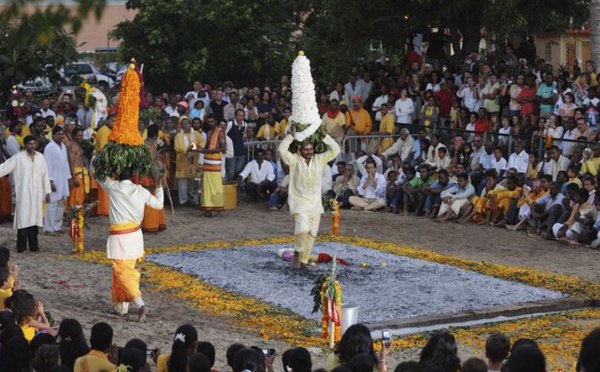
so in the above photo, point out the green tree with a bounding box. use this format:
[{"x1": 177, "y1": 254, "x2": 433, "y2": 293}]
[
  {"x1": 296, "y1": 0, "x2": 589, "y2": 82},
  {"x1": 112, "y1": 0, "x2": 298, "y2": 93},
  {"x1": 0, "y1": 0, "x2": 107, "y2": 101}
]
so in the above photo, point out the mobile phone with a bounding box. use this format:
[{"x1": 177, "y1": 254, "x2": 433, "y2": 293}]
[
  {"x1": 263, "y1": 348, "x2": 276, "y2": 356},
  {"x1": 382, "y1": 329, "x2": 392, "y2": 342}
]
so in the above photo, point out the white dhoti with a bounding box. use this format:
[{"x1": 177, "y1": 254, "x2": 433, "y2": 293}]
[
  {"x1": 518, "y1": 203, "x2": 531, "y2": 221},
  {"x1": 552, "y1": 223, "x2": 576, "y2": 239},
  {"x1": 438, "y1": 198, "x2": 469, "y2": 217},
  {"x1": 43, "y1": 199, "x2": 65, "y2": 232},
  {"x1": 294, "y1": 213, "x2": 321, "y2": 264}
]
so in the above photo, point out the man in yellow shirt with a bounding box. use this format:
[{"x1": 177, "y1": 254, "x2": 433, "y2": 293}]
[
  {"x1": 94, "y1": 114, "x2": 116, "y2": 216},
  {"x1": 581, "y1": 144, "x2": 600, "y2": 176},
  {"x1": 374, "y1": 103, "x2": 395, "y2": 153},
  {"x1": 346, "y1": 96, "x2": 372, "y2": 152},
  {"x1": 74, "y1": 322, "x2": 116, "y2": 372},
  {"x1": 276, "y1": 107, "x2": 293, "y2": 139},
  {"x1": 321, "y1": 99, "x2": 346, "y2": 150},
  {"x1": 257, "y1": 113, "x2": 277, "y2": 141}
]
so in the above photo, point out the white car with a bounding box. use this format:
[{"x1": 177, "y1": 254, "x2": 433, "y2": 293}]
[{"x1": 60, "y1": 62, "x2": 115, "y2": 91}]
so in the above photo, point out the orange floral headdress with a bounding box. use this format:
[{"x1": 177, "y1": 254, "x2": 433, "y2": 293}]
[{"x1": 108, "y1": 59, "x2": 144, "y2": 146}]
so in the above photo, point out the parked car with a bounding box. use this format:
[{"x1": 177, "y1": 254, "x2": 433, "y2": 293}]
[
  {"x1": 17, "y1": 77, "x2": 54, "y2": 94},
  {"x1": 100, "y1": 62, "x2": 128, "y2": 85},
  {"x1": 59, "y1": 62, "x2": 115, "y2": 91}
]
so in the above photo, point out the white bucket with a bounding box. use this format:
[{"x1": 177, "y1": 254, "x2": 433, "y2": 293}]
[{"x1": 341, "y1": 303, "x2": 359, "y2": 335}]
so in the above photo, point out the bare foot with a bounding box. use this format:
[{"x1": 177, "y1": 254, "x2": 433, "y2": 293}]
[
  {"x1": 292, "y1": 251, "x2": 300, "y2": 268},
  {"x1": 138, "y1": 306, "x2": 148, "y2": 322},
  {"x1": 300, "y1": 263, "x2": 312, "y2": 272},
  {"x1": 477, "y1": 220, "x2": 489, "y2": 226},
  {"x1": 505, "y1": 225, "x2": 518, "y2": 231},
  {"x1": 457, "y1": 219, "x2": 469, "y2": 224}
]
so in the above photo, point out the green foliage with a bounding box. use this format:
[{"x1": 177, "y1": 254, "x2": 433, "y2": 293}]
[
  {"x1": 0, "y1": 0, "x2": 107, "y2": 99},
  {"x1": 92, "y1": 142, "x2": 152, "y2": 181},
  {"x1": 288, "y1": 124, "x2": 327, "y2": 154},
  {"x1": 112, "y1": 0, "x2": 298, "y2": 93}
]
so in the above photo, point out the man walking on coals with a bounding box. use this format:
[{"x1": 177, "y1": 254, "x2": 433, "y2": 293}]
[{"x1": 279, "y1": 126, "x2": 340, "y2": 271}]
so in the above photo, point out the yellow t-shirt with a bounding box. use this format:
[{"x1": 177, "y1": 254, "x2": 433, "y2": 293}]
[
  {"x1": 21, "y1": 321, "x2": 36, "y2": 342},
  {"x1": 257, "y1": 124, "x2": 276, "y2": 140},
  {"x1": 0, "y1": 288, "x2": 11, "y2": 310},
  {"x1": 74, "y1": 350, "x2": 116, "y2": 372},
  {"x1": 157, "y1": 354, "x2": 170, "y2": 372}
]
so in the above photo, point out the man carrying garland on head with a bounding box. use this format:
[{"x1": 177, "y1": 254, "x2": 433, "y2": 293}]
[
  {"x1": 279, "y1": 126, "x2": 340, "y2": 270},
  {"x1": 102, "y1": 167, "x2": 163, "y2": 321}
]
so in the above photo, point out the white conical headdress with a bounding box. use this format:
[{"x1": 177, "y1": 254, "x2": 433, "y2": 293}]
[{"x1": 289, "y1": 51, "x2": 321, "y2": 142}]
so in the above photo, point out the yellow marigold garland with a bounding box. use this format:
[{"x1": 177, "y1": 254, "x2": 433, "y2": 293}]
[{"x1": 108, "y1": 64, "x2": 143, "y2": 146}]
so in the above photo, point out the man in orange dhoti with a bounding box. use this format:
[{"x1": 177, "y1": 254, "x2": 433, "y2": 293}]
[
  {"x1": 102, "y1": 168, "x2": 163, "y2": 321},
  {"x1": 141, "y1": 125, "x2": 166, "y2": 232},
  {"x1": 200, "y1": 114, "x2": 226, "y2": 217},
  {"x1": 95, "y1": 114, "x2": 115, "y2": 216},
  {"x1": 67, "y1": 128, "x2": 89, "y2": 207}
]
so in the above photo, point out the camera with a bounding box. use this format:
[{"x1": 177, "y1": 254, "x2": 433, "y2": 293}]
[
  {"x1": 382, "y1": 329, "x2": 392, "y2": 342},
  {"x1": 263, "y1": 348, "x2": 276, "y2": 356},
  {"x1": 146, "y1": 348, "x2": 159, "y2": 356}
]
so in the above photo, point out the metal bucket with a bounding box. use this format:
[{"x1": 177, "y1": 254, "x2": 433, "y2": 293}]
[{"x1": 341, "y1": 303, "x2": 359, "y2": 335}]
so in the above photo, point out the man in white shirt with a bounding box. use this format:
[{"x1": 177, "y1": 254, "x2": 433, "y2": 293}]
[
  {"x1": 238, "y1": 148, "x2": 276, "y2": 201},
  {"x1": 547, "y1": 145, "x2": 570, "y2": 181},
  {"x1": 559, "y1": 118, "x2": 577, "y2": 157},
  {"x1": 163, "y1": 96, "x2": 180, "y2": 118},
  {"x1": 39, "y1": 99, "x2": 56, "y2": 120},
  {"x1": 381, "y1": 128, "x2": 415, "y2": 163},
  {"x1": 357, "y1": 72, "x2": 373, "y2": 105},
  {"x1": 102, "y1": 167, "x2": 164, "y2": 321},
  {"x1": 436, "y1": 172, "x2": 476, "y2": 222},
  {"x1": 344, "y1": 74, "x2": 362, "y2": 102},
  {"x1": 507, "y1": 141, "x2": 529, "y2": 175},
  {"x1": 0, "y1": 135, "x2": 51, "y2": 252},
  {"x1": 489, "y1": 146, "x2": 508, "y2": 179},
  {"x1": 349, "y1": 158, "x2": 387, "y2": 211},
  {"x1": 43, "y1": 126, "x2": 72, "y2": 234},
  {"x1": 371, "y1": 86, "x2": 389, "y2": 122}
]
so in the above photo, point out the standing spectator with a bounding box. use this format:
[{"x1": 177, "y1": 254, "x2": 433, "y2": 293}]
[
  {"x1": 226, "y1": 109, "x2": 248, "y2": 181},
  {"x1": 347, "y1": 97, "x2": 372, "y2": 152},
  {"x1": 537, "y1": 73, "x2": 557, "y2": 118},
  {"x1": 419, "y1": 95, "x2": 439, "y2": 130},
  {"x1": 482, "y1": 72, "x2": 501, "y2": 116},
  {"x1": 322, "y1": 99, "x2": 346, "y2": 150},
  {"x1": 518, "y1": 74, "x2": 539, "y2": 124},
  {"x1": 200, "y1": 115, "x2": 227, "y2": 217},
  {"x1": 209, "y1": 90, "x2": 228, "y2": 123},
  {"x1": 43, "y1": 126, "x2": 71, "y2": 234},
  {"x1": 0, "y1": 136, "x2": 51, "y2": 252},
  {"x1": 223, "y1": 91, "x2": 243, "y2": 122},
  {"x1": 394, "y1": 87, "x2": 415, "y2": 130},
  {"x1": 174, "y1": 118, "x2": 204, "y2": 206},
  {"x1": 372, "y1": 85, "x2": 390, "y2": 123},
  {"x1": 344, "y1": 74, "x2": 362, "y2": 102}
]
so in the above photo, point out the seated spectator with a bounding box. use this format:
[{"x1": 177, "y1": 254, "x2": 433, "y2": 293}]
[
  {"x1": 118, "y1": 347, "x2": 147, "y2": 372},
  {"x1": 552, "y1": 188, "x2": 591, "y2": 242},
  {"x1": 418, "y1": 331, "x2": 461, "y2": 372},
  {"x1": 11, "y1": 290, "x2": 54, "y2": 342},
  {"x1": 58, "y1": 318, "x2": 89, "y2": 371},
  {"x1": 510, "y1": 179, "x2": 548, "y2": 230},
  {"x1": 466, "y1": 176, "x2": 520, "y2": 226},
  {"x1": 381, "y1": 128, "x2": 414, "y2": 164},
  {"x1": 257, "y1": 114, "x2": 277, "y2": 141},
  {"x1": 349, "y1": 159, "x2": 386, "y2": 211},
  {"x1": 546, "y1": 145, "x2": 570, "y2": 181},
  {"x1": 507, "y1": 141, "x2": 529, "y2": 175},
  {"x1": 288, "y1": 347, "x2": 312, "y2": 372},
  {"x1": 332, "y1": 164, "x2": 360, "y2": 209},
  {"x1": 355, "y1": 154, "x2": 383, "y2": 177},
  {"x1": 462, "y1": 358, "x2": 487, "y2": 372},
  {"x1": 269, "y1": 164, "x2": 290, "y2": 211},
  {"x1": 226, "y1": 343, "x2": 246, "y2": 371},
  {"x1": 393, "y1": 361, "x2": 423, "y2": 372},
  {"x1": 501, "y1": 343, "x2": 546, "y2": 372},
  {"x1": 0, "y1": 246, "x2": 18, "y2": 296},
  {"x1": 485, "y1": 332, "x2": 510, "y2": 372},
  {"x1": 157, "y1": 324, "x2": 199, "y2": 372},
  {"x1": 401, "y1": 166, "x2": 430, "y2": 216},
  {"x1": 520, "y1": 182, "x2": 565, "y2": 236},
  {"x1": 489, "y1": 146, "x2": 507, "y2": 180},
  {"x1": 0, "y1": 335, "x2": 31, "y2": 371},
  {"x1": 459, "y1": 170, "x2": 505, "y2": 224},
  {"x1": 32, "y1": 344, "x2": 61, "y2": 372},
  {"x1": 322, "y1": 163, "x2": 333, "y2": 196},
  {"x1": 189, "y1": 352, "x2": 213, "y2": 372},
  {"x1": 576, "y1": 328, "x2": 600, "y2": 372},
  {"x1": 238, "y1": 149, "x2": 276, "y2": 201},
  {"x1": 196, "y1": 341, "x2": 219, "y2": 372},
  {"x1": 491, "y1": 176, "x2": 525, "y2": 227},
  {"x1": 347, "y1": 353, "x2": 375, "y2": 372},
  {"x1": 436, "y1": 172, "x2": 475, "y2": 222},
  {"x1": 0, "y1": 267, "x2": 12, "y2": 311},
  {"x1": 567, "y1": 165, "x2": 583, "y2": 188},
  {"x1": 327, "y1": 324, "x2": 388, "y2": 372},
  {"x1": 385, "y1": 171, "x2": 402, "y2": 213},
  {"x1": 233, "y1": 347, "x2": 265, "y2": 372},
  {"x1": 426, "y1": 146, "x2": 451, "y2": 171},
  {"x1": 73, "y1": 322, "x2": 115, "y2": 372},
  {"x1": 423, "y1": 169, "x2": 454, "y2": 218}
]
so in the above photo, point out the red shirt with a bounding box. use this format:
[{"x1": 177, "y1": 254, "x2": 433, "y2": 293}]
[
  {"x1": 518, "y1": 86, "x2": 537, "y2": 115},
  {"x1": 474, "y1": 119, "x2": 491, "y2": 132},
  {"x1": 435, "y1": 89, "x2": 453, "y2": 118}
]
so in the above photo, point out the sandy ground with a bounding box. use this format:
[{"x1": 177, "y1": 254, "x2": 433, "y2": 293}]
[{"x1": 1, "y1": 196, "x2": 600, "y2": 370}]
